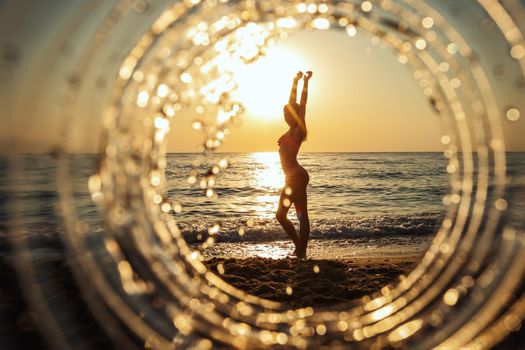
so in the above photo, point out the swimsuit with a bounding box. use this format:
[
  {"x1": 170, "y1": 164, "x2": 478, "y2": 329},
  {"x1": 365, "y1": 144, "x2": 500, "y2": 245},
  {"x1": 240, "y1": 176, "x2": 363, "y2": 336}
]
[{"x1": 278, "y1": 131, "x2": 309, "y2": 214}]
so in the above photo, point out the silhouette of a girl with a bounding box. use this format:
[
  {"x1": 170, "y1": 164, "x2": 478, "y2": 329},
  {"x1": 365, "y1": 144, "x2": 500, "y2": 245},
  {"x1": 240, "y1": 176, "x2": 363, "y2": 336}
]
[{"x1": 276, "y1": 71, "x2": 312, "y2": 259}]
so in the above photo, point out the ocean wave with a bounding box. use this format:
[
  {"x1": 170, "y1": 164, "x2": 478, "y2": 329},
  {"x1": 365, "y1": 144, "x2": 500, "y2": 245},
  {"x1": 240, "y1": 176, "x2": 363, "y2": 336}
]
[{"x1": 178, "y1": 213, "x2": 442, "y2": 243}]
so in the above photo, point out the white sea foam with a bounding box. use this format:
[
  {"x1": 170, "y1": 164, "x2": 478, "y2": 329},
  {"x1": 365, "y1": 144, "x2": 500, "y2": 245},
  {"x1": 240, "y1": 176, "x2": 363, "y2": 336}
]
[{"x1": 180, "y1": 213, "x2": 442, "y2": 243}]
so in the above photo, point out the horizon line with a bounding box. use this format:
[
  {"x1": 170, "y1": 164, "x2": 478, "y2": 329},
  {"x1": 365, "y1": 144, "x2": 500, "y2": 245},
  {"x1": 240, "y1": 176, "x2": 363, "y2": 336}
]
[{"x1": 5, "y1": 150, "x2": 525, "y2": 155}]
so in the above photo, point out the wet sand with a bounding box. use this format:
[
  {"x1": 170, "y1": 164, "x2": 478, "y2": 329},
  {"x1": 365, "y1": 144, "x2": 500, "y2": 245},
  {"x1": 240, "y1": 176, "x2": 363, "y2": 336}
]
[{"x1": 204, "y1": 255, "x2": 419, "y2": 308}]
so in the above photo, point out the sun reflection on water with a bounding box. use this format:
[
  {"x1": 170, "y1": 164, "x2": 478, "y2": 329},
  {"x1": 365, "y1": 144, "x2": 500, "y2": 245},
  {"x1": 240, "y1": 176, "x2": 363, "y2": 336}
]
[
  {"x1": 251, "y1": 152, "x2": 284, "y2": 190},
  {"x1": 250, "y1": 152, "x2": 284, "y2": 219},
  {"x1": 245, "y1": 243, "x2": 292, "y2": 260}
]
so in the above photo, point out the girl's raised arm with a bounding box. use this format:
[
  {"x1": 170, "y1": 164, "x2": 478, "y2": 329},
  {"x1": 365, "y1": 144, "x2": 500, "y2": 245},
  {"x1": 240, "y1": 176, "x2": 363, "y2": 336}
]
[
  {"x1": 289, "y1": 71, "x2": 303, "y2": 104},
  {"x1": 300, "y1": 71, "x2": 313, "y2": 110}
]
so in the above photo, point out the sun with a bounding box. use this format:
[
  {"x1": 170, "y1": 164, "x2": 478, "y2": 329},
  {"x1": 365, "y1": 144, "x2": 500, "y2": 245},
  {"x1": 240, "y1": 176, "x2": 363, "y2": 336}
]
[{"x1": 231, "y1": 46, "x2": 309, "y2": 120}]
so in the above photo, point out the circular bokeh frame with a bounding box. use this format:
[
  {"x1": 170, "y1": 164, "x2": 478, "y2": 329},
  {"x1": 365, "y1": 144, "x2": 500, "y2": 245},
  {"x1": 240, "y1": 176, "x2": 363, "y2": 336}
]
[{"x1": 6, "y1": 1, "x2": 525, "y2": 349}]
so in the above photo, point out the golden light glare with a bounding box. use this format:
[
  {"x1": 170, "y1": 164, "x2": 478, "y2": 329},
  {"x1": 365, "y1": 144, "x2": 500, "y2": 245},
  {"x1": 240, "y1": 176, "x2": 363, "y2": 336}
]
[
  {"x1": 8, "y1": 0, "x2": 525, "y2": 349},
  {"x1": 231, "y1": 47, "x2": 309, "y2": 120},
  {"x1": 90, "y1": 2, "x2": 525, "y2": 346}
]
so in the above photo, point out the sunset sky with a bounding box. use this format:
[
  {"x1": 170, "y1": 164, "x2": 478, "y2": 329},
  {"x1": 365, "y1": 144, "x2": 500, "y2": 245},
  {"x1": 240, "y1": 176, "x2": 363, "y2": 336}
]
[
  {"x1": 168, "y1": 26, "x2": 525, "y2": 153},
  {"x1": 2, "y1": 0, "x2": 524, "y2": 154},
  {"x1": 169, "y1": 29, "x2": 445, "y2": 153}
]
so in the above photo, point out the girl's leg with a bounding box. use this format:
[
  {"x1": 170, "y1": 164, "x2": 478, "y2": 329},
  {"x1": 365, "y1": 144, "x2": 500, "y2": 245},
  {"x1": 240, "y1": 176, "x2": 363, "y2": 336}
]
[
  {"x1": 276, "y1": 187, "x2": 300, "y2": 250},
  {"x1": 289, "y1": 71, "x2": 303, "y2": 104},
  {"x1": 294, "y1": 186, "x2": 310, "y2": 259}
]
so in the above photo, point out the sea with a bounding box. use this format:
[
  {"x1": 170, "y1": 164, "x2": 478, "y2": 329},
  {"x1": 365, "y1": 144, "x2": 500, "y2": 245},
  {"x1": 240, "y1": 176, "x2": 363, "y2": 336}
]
[
  {"x1": 3, "y1": 152, "x2": 525, "y2": 260},
  {"x1": 168, "y1": 152, "x2": 447, "y2": 259}
]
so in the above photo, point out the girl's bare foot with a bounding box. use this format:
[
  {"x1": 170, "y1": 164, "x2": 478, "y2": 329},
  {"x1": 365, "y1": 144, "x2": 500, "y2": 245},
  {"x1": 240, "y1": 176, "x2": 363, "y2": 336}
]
[
  {"x1": 296, "y1": 252, "x2": 307, "y2": 260},
  {"x1": 293, "y1": 245, "x2": 306, "y2": 259},
  {"x1": 291, "y1": 242, "x2": 300, "y2": 257}
]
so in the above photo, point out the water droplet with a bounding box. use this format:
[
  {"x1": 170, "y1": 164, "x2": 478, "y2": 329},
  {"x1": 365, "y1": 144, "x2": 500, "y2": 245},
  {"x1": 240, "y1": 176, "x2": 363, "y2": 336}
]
[
  {"x1": 346, "y1": 24, "x2": 357, "y2": 37},
  {"x1": 361, "y1": 1, "x2": 372, "y2": 12},
  {"x1": 494, "y1": 64, "x2": 508, "y2": 80},
  {"x1": 479, "y1": 18, "x2": 495, "y2": 31},
  {"x1": 422, "y1": 17, "x2": 434, "y2": 29},
  {"x1": 510, "y1": 44, "x2": 525, "y2": 59},
  {"x1": 505, "y1": 107, "x2": 520, "y2": 121},
  {"x1": 133, "y1": 0, "x2": 147, "y2": 13}
]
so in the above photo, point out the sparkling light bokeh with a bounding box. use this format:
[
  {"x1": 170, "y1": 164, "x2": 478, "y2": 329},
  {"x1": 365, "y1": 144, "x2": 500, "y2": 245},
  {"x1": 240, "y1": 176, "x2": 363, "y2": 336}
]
[{"x1": 3, "y1": 0, "x2": 525, "y2": 349}]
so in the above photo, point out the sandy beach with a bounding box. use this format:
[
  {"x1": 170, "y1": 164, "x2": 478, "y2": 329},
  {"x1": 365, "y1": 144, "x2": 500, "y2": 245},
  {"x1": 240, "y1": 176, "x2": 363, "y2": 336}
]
[
  {"x1": 205, "y1": 254, "x2": 420, "y2": 308},
  {"x1": 200, "y1": 234, "x2": 429, "y2": 308}
]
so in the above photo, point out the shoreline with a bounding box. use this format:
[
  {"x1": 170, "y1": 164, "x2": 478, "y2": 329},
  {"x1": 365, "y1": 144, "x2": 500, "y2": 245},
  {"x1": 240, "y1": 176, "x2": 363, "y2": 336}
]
[{"x1": 199, "y1": 236, "x2": 431, "y2": 260}]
